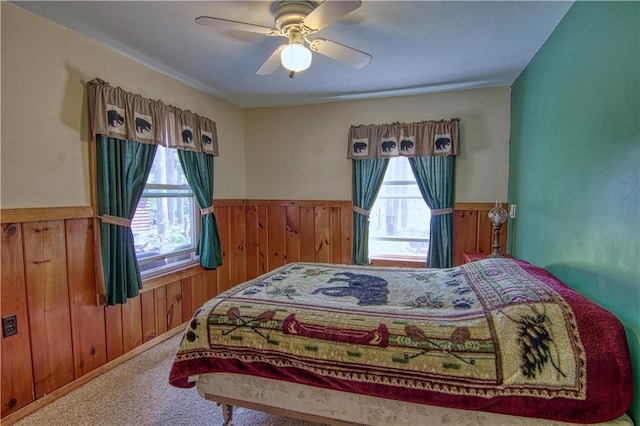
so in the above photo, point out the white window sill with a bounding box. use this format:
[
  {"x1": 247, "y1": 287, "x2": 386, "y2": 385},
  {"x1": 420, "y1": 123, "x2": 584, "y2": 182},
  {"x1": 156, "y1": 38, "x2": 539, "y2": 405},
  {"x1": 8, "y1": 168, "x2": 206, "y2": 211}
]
[{"x1": 369, "y1": 256, "x2": 428, "y2": 268}]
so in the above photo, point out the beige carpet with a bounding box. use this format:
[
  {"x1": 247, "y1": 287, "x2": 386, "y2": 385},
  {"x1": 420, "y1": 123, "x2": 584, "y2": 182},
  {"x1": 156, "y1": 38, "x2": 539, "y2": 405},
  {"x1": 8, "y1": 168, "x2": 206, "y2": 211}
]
[{"x1": 15, "y1": 334, "x2": 325, "y2": 426}]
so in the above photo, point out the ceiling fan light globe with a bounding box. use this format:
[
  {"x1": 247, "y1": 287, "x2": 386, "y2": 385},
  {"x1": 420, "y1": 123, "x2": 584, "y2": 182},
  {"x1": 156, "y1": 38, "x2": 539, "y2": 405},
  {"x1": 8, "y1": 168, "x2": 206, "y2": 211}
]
[{"x1": 280, "y1": 43, "x2": 312, "y2": 72}]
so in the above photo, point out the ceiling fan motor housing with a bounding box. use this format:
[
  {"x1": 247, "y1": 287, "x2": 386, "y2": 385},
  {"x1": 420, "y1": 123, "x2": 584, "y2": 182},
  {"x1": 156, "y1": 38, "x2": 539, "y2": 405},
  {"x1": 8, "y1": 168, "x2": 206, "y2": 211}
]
[{"x1": 272, "y1": 0, "x2": 318, "y2": 33}]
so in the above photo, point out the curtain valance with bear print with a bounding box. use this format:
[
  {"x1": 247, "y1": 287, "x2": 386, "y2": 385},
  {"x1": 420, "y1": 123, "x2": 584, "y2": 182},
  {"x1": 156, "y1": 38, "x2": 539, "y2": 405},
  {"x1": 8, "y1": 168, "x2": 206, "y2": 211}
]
[
  {"x1": 87, "y1": 78, "x2": 218, "y2": 156},
  {"x1": 347, "y1": 118, "x2": 459, "y2": 159}
]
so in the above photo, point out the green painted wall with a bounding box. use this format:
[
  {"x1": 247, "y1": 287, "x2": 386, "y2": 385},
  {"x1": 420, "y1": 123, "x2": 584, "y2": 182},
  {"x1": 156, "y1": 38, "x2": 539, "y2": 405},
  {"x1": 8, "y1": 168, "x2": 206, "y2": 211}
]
[{"x1": 509, "y1": 1, "x2": 639, "y2": 421}]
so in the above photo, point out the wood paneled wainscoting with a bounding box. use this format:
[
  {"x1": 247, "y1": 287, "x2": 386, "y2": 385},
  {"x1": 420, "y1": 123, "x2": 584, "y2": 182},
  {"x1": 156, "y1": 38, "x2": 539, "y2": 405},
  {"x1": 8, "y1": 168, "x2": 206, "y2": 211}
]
[
  {"x1": 0, "y1": 207, "x2": 223, "y2": 423},
  {"x1": 243, "y1": 200, "x2": 353, "y2": 280},
  {"x1": 0, "y1": 200, "x2": 504, "y2": 423}
]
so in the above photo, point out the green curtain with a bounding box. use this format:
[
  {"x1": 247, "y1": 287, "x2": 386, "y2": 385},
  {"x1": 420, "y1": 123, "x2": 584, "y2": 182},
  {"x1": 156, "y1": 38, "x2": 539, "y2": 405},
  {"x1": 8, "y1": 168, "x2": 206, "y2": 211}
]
[
  {"x1": 96, "y1": 135, "x2": 157, "y2": 305},
  {"x1": 177, "y1": 150, "x2": 223, "y2": 269},
  {"x1": 353, "y1": 158, "x2": 389, "y2": 264},
  {"x1": 408, "y1": 156, "x2": 455, "y2": 268}
]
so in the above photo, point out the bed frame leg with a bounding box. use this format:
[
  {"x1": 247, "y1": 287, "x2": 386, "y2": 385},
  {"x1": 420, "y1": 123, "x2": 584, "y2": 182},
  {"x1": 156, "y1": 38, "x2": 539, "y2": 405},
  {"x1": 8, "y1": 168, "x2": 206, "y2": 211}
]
[{"x1": 217, "y1": 403, "x2": 233, "y2": 426}]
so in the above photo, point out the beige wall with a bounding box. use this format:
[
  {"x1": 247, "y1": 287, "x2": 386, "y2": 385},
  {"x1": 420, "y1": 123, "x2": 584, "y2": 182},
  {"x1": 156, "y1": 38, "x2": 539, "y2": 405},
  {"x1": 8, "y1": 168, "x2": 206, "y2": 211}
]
[
  {"x1": 245, "y1": 87, "x2": 511, "y2": 202},
  {"x1": 0, "y1": 3, "x2": 246, "y2": 209},
  {"x1": 2, "y1": 3, "x2": 510, "y2": 209}
]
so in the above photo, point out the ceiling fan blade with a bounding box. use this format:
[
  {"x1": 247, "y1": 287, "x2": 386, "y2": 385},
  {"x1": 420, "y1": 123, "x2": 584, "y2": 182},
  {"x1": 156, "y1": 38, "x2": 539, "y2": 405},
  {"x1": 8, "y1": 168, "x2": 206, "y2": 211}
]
[
  {"x1": 301, "y1": 0, "x2": 362, "y2": 31},
  {"x1": 195, "y1": 16, "x2": 279, "y2": 36},
  {"x1": 256, "y1": 45, "x2": 286, "y2": 75},
  {"x1": 310, "y1": 38, "x2": 372, "y2": 69}
]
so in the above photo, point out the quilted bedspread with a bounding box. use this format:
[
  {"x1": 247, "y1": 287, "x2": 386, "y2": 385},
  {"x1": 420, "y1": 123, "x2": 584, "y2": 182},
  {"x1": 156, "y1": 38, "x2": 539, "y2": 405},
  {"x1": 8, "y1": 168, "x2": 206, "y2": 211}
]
[{"x1": 169, "y1": 259, "x2": 632, "y2": 423}]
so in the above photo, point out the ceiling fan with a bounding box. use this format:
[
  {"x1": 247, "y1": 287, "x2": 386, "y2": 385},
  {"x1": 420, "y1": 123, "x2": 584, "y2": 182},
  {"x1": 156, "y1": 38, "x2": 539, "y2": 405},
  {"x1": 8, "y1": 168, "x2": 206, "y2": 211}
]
[{"x1": 195, "y1": 0, "x2": 372, "y2": 78}]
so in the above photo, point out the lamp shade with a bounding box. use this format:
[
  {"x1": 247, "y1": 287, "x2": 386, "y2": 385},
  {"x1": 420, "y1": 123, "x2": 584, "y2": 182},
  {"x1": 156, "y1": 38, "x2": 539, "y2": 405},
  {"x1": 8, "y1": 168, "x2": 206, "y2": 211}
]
[
  {"x1": 280, "y1": 43, "x2": 312, "y2": 72},
  {"x1": 488, "y1": 198, "x2": 508, "y2": 257},
  {"x1": 488, "y1": 198, "x2": 508, "y2": 226}
]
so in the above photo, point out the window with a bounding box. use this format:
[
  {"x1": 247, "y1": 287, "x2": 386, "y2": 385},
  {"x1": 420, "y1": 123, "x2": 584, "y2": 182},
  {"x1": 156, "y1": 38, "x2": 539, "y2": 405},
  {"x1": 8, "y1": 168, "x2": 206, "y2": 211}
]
[
  {"x1": 132, "y1": 145, "x2": 199, "y2": 276},
  {"x1": 368, "y1": 157, "x2": 431, "y2": 260}
]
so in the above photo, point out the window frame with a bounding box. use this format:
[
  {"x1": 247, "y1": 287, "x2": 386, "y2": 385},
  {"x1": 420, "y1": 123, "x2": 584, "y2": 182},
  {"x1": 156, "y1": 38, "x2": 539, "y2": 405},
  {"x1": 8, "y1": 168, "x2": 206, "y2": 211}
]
[
  {"x1": 368, "y1": 157, "x2": 430, "y2": 261},
  {"x1": 133, "y1": 149, "x2": 200, "y2": 279}
]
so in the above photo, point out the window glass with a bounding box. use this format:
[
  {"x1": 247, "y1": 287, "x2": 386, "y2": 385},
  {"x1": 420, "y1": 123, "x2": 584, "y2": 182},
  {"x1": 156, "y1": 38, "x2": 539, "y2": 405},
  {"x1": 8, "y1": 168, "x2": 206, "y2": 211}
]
[
  {"x1": 368, "y1": 157, "x2": 430, "y2": 259},
  {"x1": 132, "y1": 145, "x2": 198, "y2": 276}
]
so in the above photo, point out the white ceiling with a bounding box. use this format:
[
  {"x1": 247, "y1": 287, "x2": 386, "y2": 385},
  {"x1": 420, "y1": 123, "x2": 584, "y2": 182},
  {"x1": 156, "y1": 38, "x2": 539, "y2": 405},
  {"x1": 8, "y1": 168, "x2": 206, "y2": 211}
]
[{"x1": 11, "y1": 1, "x2": 573, "y2": 108}]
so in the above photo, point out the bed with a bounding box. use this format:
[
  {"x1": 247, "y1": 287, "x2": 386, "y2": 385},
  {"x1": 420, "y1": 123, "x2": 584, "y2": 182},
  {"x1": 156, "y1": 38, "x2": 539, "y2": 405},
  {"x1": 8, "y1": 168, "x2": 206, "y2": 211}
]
[{"x1": 169, "y1": 258, "x2": 633, "y2": 425}]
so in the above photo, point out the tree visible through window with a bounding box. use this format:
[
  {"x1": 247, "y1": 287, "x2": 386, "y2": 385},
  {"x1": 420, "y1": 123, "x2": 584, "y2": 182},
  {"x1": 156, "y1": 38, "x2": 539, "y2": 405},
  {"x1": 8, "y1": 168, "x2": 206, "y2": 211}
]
[
  {"x1": 132, "y1": 145, "x2": 199, "y2": 275},
  {"x1": 369, "y1": 157, "x2": 431, "y2": 260}
]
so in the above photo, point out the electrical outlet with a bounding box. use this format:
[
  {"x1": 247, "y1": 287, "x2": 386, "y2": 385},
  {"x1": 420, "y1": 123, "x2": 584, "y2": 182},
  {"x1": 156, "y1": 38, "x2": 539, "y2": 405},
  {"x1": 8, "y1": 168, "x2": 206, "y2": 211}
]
[
  {"x1": 509, "y1": 204, "x2": 517, "y2": 219},
  {"x1": 2, "y1": 314, "x2": 18, "y2": 338}
]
